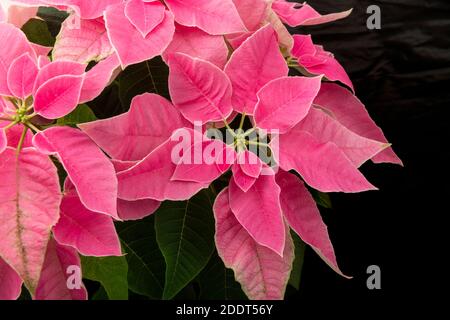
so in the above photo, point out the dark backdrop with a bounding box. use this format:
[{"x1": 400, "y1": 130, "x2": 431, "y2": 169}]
[{"x1": 288, "y1": 0, "x2": 449, "y2": 307}]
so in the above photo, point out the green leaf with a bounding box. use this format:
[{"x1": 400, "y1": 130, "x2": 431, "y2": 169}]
[
  {"x1": 116, "y1": 216, "x2": 166, "y2": 299},
  {"x1": 81, "y1": 255, "x2": 129, "y2": 300},
  {"x1": 87, "y1": 82, "x2": 126, "y2": 119},
  {"x1": 21, "y1": 18, "x2": 54, "y2": 47},
  {"x1": 86, "y1": 56, "x2": 169, "y2": 119},
  {"x1": 37, "y1": 7, "x2": 68, "y2": 38},
  {"x1": 173, "y1": 284, "x2": 198, "y2": 300},
  {"x1": 56, "y1": 104, "x2": 97, "y2": 126},
  {"x1": 155, "y1": 189, "x2": 215, "y2": 300},
  {"x1": 288, "y1": 232, "x2": 306, "y2": 290},
  {"x1": 91, "y1": 286, "x2": 109, "y2": 300},
  {"x1": 197, "y1": 252, "x2": 247, "y2": 300},
  {"x1": 310, "y1": 189, "x2": 333, "y2": 209},
  {"x1": 118, "y1": 56, "x2": 170, "y2": 108}
]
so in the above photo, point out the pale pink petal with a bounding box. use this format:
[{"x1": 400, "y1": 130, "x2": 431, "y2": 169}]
[
  {"x1": 79, "y1": 53, "x2": 121, "y2": 103},
  {"x1": 276, "y1": 171, "x2": 350, "y2": 278},
  {"x1": 168, "y1": 52, "x2": 233, "y2": 124},
  {"x1": 232, "y1": 0, "x2": 269, "y2": 31},
  {"x1": 54, "y1": 193, "x2": 121, "y2": 257},
  {"x1": 306, "y1": 56, "x2": 353, "y2": 92},
  {"x1": 295, "y1": 51, "x2": 328, "y2": 67},
  {"x1": 112, "y1": 158, "x2": 161, "y2": 221},
  {"x1": 9, "y1": 0, "x2": 53, "y2": 6},
  {"x1": 117, "y1": 129, "x2": 210, "y2": 201},
  {"x1": 111, "y1": 159, "x2": 138, "y2": 172},
  {"x1": 237, "y1": 150, "x2": 262, "y2": 178},
  {"x1": 33, "y1": 74, "x2": 84, "y2": 119},
  {"x1": 53, "y1": 16, "x2": 114, "y2": 63},
  {"x1": 33, "y1": 127, "x2": 119, "y2": 218},
  {"x1": 7, "y1": 53, "x2": 38, "y2": 99},
  {"x1": 254, "y1": 75, "x2": 322, "y2": 133},
  {"x1": 0, "y1": 128, "x2": 6, "y2": 154},
  {"x1": 314, "y1": 83, "x2": 403, "y2": 165},
  {"x1": 163, "y1": 24, "x2": 228, "y2": 69},
  {"x1": 3, "y1": 124, "x2": 33, "y2": 148},
  {"x1": 79, "y1": 93, "x2": 186, "y2": 161},
  {"x1": 0, "y1": 22, "x2": 35, "y2": 96},
  {"x1": 62, "y1": 176, "x2": 77, "y2": 195},
  {"x1": 292, "y1": 35, "x2": 354, "y2": 92},
  {"x1": 263, "y1": 7, "x2": 293, "y2": 52},
  {"x1": 226, "y1": 32, "x2": 252, "y2": 50},
  {"x1": 124, "y1": 0, "x2": 165, "y2": 37},
  {"x1": 223, "y1": 0, "x2": 270, "y2": 49},
  {"x1": 105, "y1": 3, "x2": 175, "y2": 68},
  {"x1": 295, "y1": 7, "x2": 353, "y2": 27},
  {"x1": 35, "y1": 238, "x2": 87, "y2": 300},
  {"x1": 0, "y1": 258, "x2": 22, "y2": 300},
  {"x1": 271, "y1": 130, "x2": 377, "y2": 193},
  {"x1": 38, "y1": 55, "x2": 51, "y2": 68},
  {"x1": 172, "y1": 139, "x2": 231, "y2": 183},
  {"x1": 215, "y1": 145, "x2": 237, "y2": 173},
  {"x1": 228, "y1": 167, "x2": 285, "y2": 255},
  {"x1": 164, "y1": 0, "x2": 246, "y2": 35},
  {"x1": 291, "y1": 34, "x2": 316, "y2": 57},
  {"x1": 21, "y1": 0, "x2": 122, "y2": 19},
  {"x1": 0, "y1": 4, "x2": 5, "y2": 22},
  {"x1": 272, "y1": 1, "x2": 352, "y2": 27},
  {"x1": 294, "y1": 107, "x2": 388, "y2": 167},
  {"x1": 209, "y1": 111, "x2": 238, "y2": 130},
  {"x1": 33, "y1": 60, "x2": 85, "y2": 93},
  {"x1": 117, "y1": 198, "x2": 160, "y2": 221},
  {"x1": 0, "y1": 96, "x2": 6, "y2": 112},
  {"x1": 225, "y1": 24, "x2": 288, "y2": 114},
  {"x1": 214, "y1": 188, "x2": 294, "y2": 300},
  {"x1": 231, "y1": 163, "x2": 257, "y2": 192},
  {"x1": 227, "y1": 3, "x2": 294, "y2": 52},
  {"x1": 6, "y1": 5, "x2": 37, "y2": 28},
  {"x1": 0, "y1": 147, "x2": 61, "y2": 295},
  {"x1": 30, "y1": 43, "x2": 52, "y2": 57}
]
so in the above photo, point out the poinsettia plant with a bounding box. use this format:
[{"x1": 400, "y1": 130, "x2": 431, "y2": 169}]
[{"x1": 0, "y1": 0, "x2": 401, "y2": 300}]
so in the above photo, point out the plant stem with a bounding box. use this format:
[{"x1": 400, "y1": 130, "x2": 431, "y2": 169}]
[
  {"x1": 222, "y1": 118, "x2": 236, "y2": 137},
  {"x1": 3, "y1": 120, "x2": 19, "y2": 131},
  {"x1": 7, "y1": 97, "x2": 19, "y2": 109},
  {"x1": 25, "y1": 122, "x2": 41, "y2": 133},
  {"x1": 16, "y1": 127, "x2": 28, "y2": 157},
  {"x1": 0, "y1": 116, "x2": 14, "y2": 121},
  {"x1": 247, "y1": 140, "x2": 270, "y2": 148},
  {"x1": 238, "y1": 112, "x2": 246, "y2": 130},
  {"x1": 243, "y1": 127, "x2": 256, "y2": 137},
  {"x1": 24, "y1": 112, "x2": 37, "y2": 121}
]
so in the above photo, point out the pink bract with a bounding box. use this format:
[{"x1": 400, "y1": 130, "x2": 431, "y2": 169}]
[
  {"x1": 272, "y1": 0, "x2": 353, "y2": 27},
  {"x1": 0, "y1": 147, "x2": 61, "y2": 294},
  {"x1": 54, "y1": 190, "x2": 122, "y2": 257},
  {"x1": 33, "y1": 126, "x2": 119, "y2": 219},
  {"x1": 225, "y1": 24, "x2": 288, "y2": 114},
  {"x1": 292, "y1": 34, "x2": 354, "y2": 92},
  {"x1": 35, "y1": 238, "x2": 87, "y2": 300},
  {"x1": 104, "y1": 2, "x2": 175, "y2": 68},
  {"x1": 79, "y1": 93, "x2": 187, "y2": 161},
  {"x1": 214, "y1": 188, "x2": 294, "y2": 300}
]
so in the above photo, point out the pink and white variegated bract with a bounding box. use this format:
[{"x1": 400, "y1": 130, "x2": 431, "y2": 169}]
[
  {"x1": 0, "y1": 22, "x2": 120, "y2": 300},
  {"x1": 46, "y1": 0, "x2": 246, "y2": 68}
]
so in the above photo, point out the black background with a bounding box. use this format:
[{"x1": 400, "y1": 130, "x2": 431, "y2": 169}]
[{"x1": 288, "y1": 0, "x2": 449, "y2": 306}]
